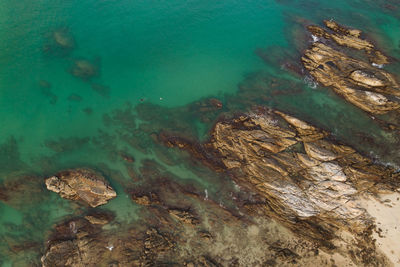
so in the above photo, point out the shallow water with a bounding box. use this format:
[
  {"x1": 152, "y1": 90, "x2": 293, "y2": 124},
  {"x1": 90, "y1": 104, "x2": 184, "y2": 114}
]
[{"x1": 0, "y1": 0, "x2": 399, "y2": 265}]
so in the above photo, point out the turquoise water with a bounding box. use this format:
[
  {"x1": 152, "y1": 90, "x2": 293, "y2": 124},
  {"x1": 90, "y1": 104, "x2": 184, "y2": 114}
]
[{"x1": 0, "y1": 0, "x2": 399, "y2": 265}]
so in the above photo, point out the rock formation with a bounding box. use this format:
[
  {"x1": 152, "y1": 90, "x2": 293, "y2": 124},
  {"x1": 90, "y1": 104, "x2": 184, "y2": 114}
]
[
  {"x1": 70, "y1": 59, "x2": 99, "y2": 80},
  {"x1": 161, "y1": 108, "x2": 399, "y2": 265},
  {"x1": 52, "y1": 28, "x2": 75, "y2": 50},
  {"x1": 42, "y1": 176, "x2": 356, "y2": 267},
  {"x1": 43, "y1": 28, "x2": 75, "y2": 55},
  {"x1": 38, "y1": 19, "x2": 400, "y2": 267},
  {"x1": 302, "y1": 20, "x2": 400, "y2": 114},
  {"x1": 45, "y1": 168, "x2": 116, "y2": 207}
]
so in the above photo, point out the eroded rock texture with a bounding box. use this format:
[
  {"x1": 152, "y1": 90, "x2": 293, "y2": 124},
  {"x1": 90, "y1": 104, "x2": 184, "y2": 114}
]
[
  {"x1": 42, "y1": 176, "x2": 357, "y2": 267},
  {"x1": 302, "y1": 20, "x2": 400, "y2": 114},
  {"x1": 45, "y1": 168, "x2": 116, "y2": 207},
  {"x1": 161, "y1": 108, "x2": 399, "y2": 266}
]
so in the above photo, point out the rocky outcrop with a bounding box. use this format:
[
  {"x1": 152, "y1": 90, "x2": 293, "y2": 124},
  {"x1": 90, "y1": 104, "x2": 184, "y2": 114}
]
[
  {"x1": 41, "y1": 217, "x2": 132, "y2": 267},
  {"x1": 161, "y1": 108, "x2": 399, "y2": 265},
  {"x1": 45, "y1": 168, "x2": 116, "y2": 207},
  {"x1": 84, "y1": 210, "x2": 114, "y2": 225},
  {"x1": 302, "y1": 20, "x2": 400, "y2": 114},
  {"x1": 42, "y1": 173, "x2": 357, "y2": 267}
]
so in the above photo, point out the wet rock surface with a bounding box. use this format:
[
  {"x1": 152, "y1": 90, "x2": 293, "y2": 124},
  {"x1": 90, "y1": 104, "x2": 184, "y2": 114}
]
[
  {"x1": 41, "y1": 176, "x2": 355, "y2": 267},
  {"x1": 27, "y1": 18, "x2": 400, "y2": 267},
  {"x1": 45, "y1": 168, "x2": 117, "y2": 207},
  {"x1": 161, "y1": 108, "x2": 399, "y2": 266},
  {"x1": 302, "y1": 20, "x2": 400, "y2": 115}
]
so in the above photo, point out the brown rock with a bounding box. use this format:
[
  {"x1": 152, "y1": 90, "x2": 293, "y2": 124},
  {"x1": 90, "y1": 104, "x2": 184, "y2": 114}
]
[
  {"x1": 302, "y1": 21, "x2": 400, "y2": 115},
  {"x1": 168, "y1": 208, "x2": 200, "y2": 225},
  {"x1": 308, "y1": 20, "x2": 388, "y2": 65},
  {"x1": 84, "y1": 212, "x2": 113, "y2": 225},
  {"x1": 132, "y1": 195, "x2": 152, "y2": 206},
  {"x1": 162, "y1": 108, "x2": 399, "y2": 265},
  {"x1": 302, "y1": 41, "x2": 400, "y2": 114},
  {"x1": 45, "y1": 168, "x2": 116, "y2": 207}
]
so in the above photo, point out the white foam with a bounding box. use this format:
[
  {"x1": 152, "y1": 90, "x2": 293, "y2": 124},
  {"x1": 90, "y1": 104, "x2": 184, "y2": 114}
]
[
  {"x1": 69, "y1": 221, "x2": 77, "y2": 234},
  {"x1": 304, "y1": 76, "x2": 317, "y2": 89},
  {"x1": 372, "y1": 62, "x2": 384, "y2": 69},
  {"x1": 311, "y1": 34, "x2": 320, "y2": 43}
]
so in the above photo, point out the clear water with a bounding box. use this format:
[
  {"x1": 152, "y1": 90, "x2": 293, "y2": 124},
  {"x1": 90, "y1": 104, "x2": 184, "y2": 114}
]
[{"x1": 0, "y1": 0, "x2": 399, "y2": 265}]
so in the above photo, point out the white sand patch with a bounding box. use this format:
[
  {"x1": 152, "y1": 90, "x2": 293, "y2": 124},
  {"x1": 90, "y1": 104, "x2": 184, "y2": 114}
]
[{"x1": 361, "y1": 193, "x2": 400, "y2": 266}]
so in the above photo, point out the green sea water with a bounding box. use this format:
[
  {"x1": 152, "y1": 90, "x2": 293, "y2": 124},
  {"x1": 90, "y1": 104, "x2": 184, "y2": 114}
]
[{"x1": 0, "y1": 0, "x2": 399, "y2": 265}]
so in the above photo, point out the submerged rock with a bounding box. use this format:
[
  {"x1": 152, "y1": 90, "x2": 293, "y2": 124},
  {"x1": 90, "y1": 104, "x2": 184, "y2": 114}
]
[
  {"x1": 302, "y1": 20, "x2": 400, "y2": 114},
  {"x1": 45, "y1": 168, "x2": 116, "y2": 207},
  {"x1": 67, "y1": 93, "x2": 83, "y2": 102},
  {"x1": 70, "y1": 59, "x2": 99, "y2": 80},
  {"x1": 0, "y1": 172, "x2": 47, "y2": 208},
  {"x1": 52, "y1": 28, "x2": 75, "y2": 49},
  {"x1": 41, "y1": 175, "x2": 351, "y2": 267},
  {"x1": 43, "y1": 28, "x2": 75, "y2": 56},
  {"x1": 91, "y1": 83, "x2": 110, "y2": 98},
  {"x1": 39, "y1": 80, "x2": 52, "y2": 89},
  {"x1": 84, "y1": 210, "x2": 114, "y2": 225}
]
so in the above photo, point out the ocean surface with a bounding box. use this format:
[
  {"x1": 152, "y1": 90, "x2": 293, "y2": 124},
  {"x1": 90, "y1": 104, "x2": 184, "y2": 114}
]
[{"x1": 0, "y1": 0, "x2": 399, "y2": 265}]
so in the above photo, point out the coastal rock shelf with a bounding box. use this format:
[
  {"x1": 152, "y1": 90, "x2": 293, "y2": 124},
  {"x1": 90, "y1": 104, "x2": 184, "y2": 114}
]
[
  {"x1": 2, "y1": 0, "x2": 400, "y2": 264},
  {"x1": 301, "y1": 20, "x2": 400, "y2": 115},
  {"x1": 38, "y1": 20, "x2": 400, "y2": 266},
  {"x1": 161, "y1": 108, "x2": 399, "y2": 265},
  {"x1": 45, "y1": 168, "x2": 117, "y2": 207},
  {"x1": 41, "y1": 177, "x2": 359, "y2": 266}
]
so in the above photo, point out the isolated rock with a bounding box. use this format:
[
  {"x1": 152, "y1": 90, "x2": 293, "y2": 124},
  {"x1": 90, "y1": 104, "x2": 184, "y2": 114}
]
[
  {"x1": 71, "y1": 59, "x2": 98, "y2": 80},
  {"x1": 52, "y1": 28, "x2": 75, "y2": 49},
  {"x1": 45, "y1": 168, "x2": 116, "y2": 207},
  {"x1": 53, "y1": 29, "x2": 75, "y2": 49}
]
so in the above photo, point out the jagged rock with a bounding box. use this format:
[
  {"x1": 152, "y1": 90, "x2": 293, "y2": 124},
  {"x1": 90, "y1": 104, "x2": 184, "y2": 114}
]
[
  {"x1": 41, "y1": 168, "x2": 370, "y2": 267},
  {"x1": 45, "y1": 168, "x2": 116, "y2": 207},
  {"x1": 302, "y1": 21, "x2": 400, "y2": 114},
  {"x1": 143, "y1": 228, "x2": 175, "y2": 256},
  {"x1": 41, "y1": 218, "x2": 147, "y2": 267},
  {"x1": 131, "y1": 192, "x2": 160, "y2": 206},
  {"x1": 84, "y1": 211, "x2": 114, "y2": 225},
  {"x1": 310, "y1": 20, "x2": 388, "y2": 64},
  {"x1": 84, "y1": 215, "x2": 109, "y2": 225},
  {"x1": 161, "y1": 108, "x2": 398, "y2": 265},
  {"x1": 132, "y1": 195, "x2": 152, "y2": 206},
  {"x1": 41, "y1": 218, "x2": 104, "y2": 267},
  {"x1": 41, "y1": 217, "x2": 164, "y2": 267},
  {"x1": 168, "y1": 209, "x2": 200, "y2": 225}
]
